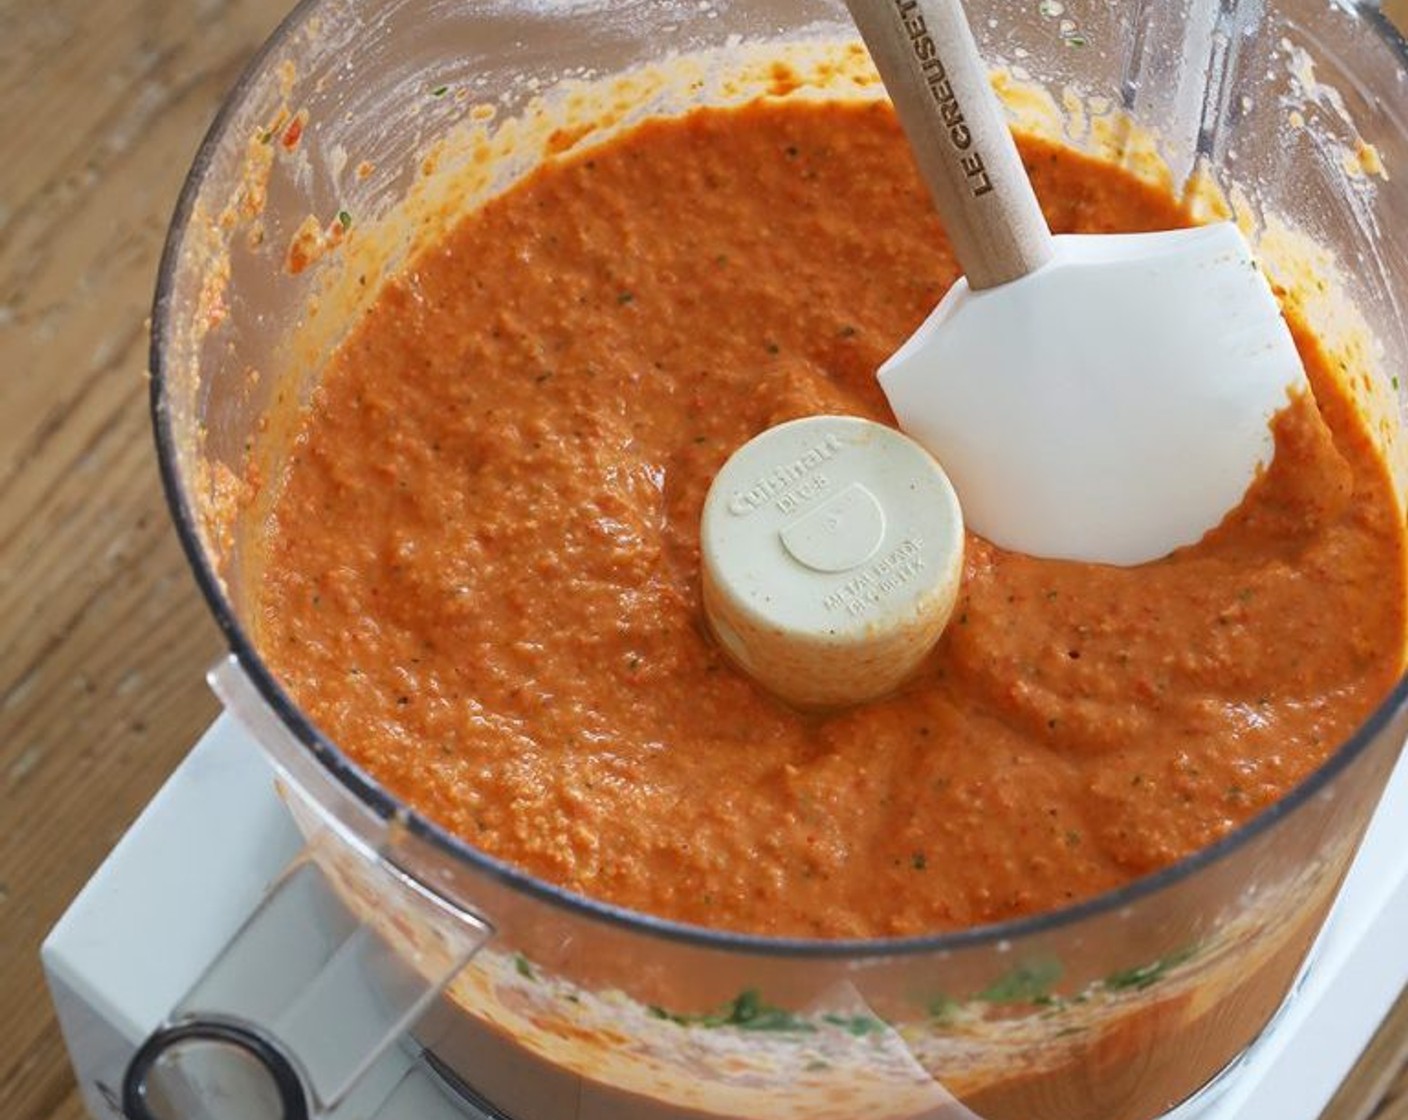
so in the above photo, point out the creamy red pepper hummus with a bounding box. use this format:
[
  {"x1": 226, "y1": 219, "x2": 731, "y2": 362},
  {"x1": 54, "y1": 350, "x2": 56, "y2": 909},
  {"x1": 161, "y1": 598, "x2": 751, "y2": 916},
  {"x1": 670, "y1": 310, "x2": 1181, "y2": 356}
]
[{"x1": 254, "y1": 98, "x2": 1406, "y2": 939}]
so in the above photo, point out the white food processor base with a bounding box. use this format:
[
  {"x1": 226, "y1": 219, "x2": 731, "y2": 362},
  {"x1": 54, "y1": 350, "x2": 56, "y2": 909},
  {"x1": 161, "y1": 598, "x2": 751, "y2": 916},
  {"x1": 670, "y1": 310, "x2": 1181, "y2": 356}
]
[{"x1": 43, "y1": 715, "x2": 1408, "y2": 1120}]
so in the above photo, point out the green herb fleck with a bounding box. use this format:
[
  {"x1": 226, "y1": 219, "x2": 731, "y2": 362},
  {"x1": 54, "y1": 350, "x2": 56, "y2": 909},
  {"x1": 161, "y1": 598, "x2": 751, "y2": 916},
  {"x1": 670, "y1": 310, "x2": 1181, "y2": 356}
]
[
  {"x1": 1104, "y1": 946, "x2": 1197, "y2": 992},
  {"x1": 514, "y1": 953, "x2": 536, "y2": 980},
  {"x1": 928, "y1": 994, "x2": 961, "y2": 1024},
  {"x1": 337, "y1": 210, "x2": 352, "y2": 230},
  {"x1": 617, "y1": 290, "x2": 634, "y2": 305},
  {"x1": 1063, "y1": 33, "x2": 1089, "y2": 47},
  {"x1": 431, "y1": 85, "x2": 449, "y2": 97},
  {"x1": 651, "y1": 989, "x2": 816, "y2": 1032},
  {"x1": 978, "y1": 959, "x2": 1062, "y2": 1004},
  {"x1": 822, "y1": 1013, "x2": 887, "y2": 1037},
  {"x1": 911, "y1": 852, "x2": 928, "y2": 871},
  {"x1": 717, "y1": 989, "x2": 814, "y2": 1031}
]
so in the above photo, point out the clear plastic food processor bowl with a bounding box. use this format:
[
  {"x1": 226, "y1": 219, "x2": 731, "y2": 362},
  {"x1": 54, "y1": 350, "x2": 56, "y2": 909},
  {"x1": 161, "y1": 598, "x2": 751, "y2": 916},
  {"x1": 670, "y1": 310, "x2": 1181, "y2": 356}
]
[{"x1": 146, "y1": 2, "x2": 1408, "y2": 1118}]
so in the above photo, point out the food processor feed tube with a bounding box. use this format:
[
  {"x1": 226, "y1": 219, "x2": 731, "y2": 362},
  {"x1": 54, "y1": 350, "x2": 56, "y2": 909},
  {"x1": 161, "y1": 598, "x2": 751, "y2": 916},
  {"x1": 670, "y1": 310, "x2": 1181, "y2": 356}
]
[{"x1": 139, "y1": 1, "x2": 1408, "y2": 1119}]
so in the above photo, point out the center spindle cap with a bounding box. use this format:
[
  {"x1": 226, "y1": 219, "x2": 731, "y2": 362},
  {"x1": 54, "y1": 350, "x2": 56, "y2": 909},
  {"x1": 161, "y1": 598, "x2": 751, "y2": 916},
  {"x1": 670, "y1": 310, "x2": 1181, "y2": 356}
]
[{"x1": 700, "y1": 415, "x2": 965, "y2": 709}]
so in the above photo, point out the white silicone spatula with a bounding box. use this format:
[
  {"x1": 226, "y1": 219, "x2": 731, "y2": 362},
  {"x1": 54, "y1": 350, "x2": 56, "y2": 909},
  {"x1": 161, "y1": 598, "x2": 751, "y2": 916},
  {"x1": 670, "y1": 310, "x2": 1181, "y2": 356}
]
[{"x1": 845, "y1": 0, "x2": 1307, "y2": 566}]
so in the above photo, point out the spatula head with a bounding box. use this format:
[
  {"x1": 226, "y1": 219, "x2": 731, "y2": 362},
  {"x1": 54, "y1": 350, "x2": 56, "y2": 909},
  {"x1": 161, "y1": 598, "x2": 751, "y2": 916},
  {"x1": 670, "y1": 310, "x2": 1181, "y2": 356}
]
[{"x1": 879, "y1": 222, "x2": 1307, "y2": 566}]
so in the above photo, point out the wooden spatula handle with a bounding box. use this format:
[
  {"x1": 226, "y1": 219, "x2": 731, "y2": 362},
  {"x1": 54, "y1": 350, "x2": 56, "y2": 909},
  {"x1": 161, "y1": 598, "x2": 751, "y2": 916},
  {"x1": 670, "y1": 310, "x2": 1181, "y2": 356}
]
[{"x1": 845, "y1": 0, "x2": 1054, "y2": 289}]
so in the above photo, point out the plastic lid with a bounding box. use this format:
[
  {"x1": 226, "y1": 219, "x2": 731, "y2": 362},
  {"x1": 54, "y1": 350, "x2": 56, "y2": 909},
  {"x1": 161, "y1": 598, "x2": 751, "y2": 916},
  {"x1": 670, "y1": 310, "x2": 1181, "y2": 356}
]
[{"x1": 700, "y1": 415, "x2": 965, "y2": 709}]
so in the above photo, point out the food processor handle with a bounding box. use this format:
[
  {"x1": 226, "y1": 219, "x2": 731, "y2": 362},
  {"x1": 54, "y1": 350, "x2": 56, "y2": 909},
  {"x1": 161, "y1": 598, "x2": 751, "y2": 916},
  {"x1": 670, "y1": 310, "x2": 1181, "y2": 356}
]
[
  {"x1": 119, "y1": 657, "x2": 494, "y2": 1120},
  {"x1": 844, "y1": 0, "x2": 1054, "y2": 289}
]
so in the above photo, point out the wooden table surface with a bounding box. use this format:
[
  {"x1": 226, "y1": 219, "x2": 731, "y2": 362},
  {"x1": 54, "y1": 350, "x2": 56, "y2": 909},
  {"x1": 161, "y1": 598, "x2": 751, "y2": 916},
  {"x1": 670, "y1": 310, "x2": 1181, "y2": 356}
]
[{"x1": 1, "y1": 1, "x2": 1406, "y2": 1118}]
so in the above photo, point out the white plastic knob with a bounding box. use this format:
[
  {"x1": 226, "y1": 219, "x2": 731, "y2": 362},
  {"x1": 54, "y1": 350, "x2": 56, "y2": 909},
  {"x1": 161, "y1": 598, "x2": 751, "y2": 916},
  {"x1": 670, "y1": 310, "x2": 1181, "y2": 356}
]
[{"x1": 700, "y1": 415, "x2": 964, "y2": 709}]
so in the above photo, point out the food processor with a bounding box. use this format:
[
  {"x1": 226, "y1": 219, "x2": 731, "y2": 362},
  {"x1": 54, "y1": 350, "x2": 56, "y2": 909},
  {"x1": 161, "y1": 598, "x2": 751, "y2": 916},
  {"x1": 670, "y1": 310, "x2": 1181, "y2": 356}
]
[{"x1": 42, "y1": 1, "x2": 1408, "y2": 1118}]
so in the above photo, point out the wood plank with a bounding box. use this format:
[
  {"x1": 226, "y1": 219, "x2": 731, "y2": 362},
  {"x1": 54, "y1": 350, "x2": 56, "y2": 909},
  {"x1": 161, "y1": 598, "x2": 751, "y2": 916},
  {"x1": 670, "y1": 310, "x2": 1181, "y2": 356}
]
[
  {"x1": 1385, "y1": 0, "x2": 1408, "y2": 40},
  {"x1": 0, "y1": 3, "x2": 286, "y2": 1118},
  {"x1": 1322, "y1": 983, "x2": 1408, "y2": 1120}
]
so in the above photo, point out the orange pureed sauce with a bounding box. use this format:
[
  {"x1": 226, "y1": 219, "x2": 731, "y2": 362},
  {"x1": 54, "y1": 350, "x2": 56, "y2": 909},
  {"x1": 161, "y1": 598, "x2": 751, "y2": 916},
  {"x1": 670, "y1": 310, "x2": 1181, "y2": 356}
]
[{"x1": 256, "y1": 99, "x2": 1406, "y2": 938}]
